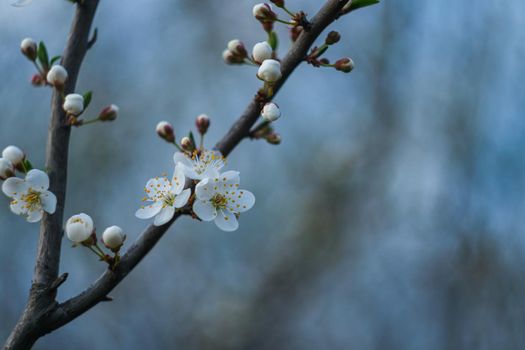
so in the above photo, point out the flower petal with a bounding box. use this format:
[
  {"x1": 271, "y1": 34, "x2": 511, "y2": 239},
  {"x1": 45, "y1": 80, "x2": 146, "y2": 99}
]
[
  {"x1": 217, "y1": 171, "x2": 240, "y2": 193},
  {"x1": 9, "y1": 199, "x2": 26, "y2": 215},
  {"x1": 144, "y1": 177, "x2": 171, "y2": 200},
  {"x1": 2, "y1": 177, "x2": 28, "y2": 197},
  {"x1": 173, "y1": 152, "x2": 193, "y2": 168},
  {"x1": 173, "y1": 188, "x2": 191, "y2": 208},
  {"x1": 192, "y1": 199, "x2": 216, "y2": 221},
  {"x1": 228, "y1": 189, "x2": 255, "y2": 213},
  {"x1": 41, "y1": 191, "x2": 57, "y2": 214},
  {"x1": 195, "y1": 178, "x2": 213, "y2": 200},
  {"x1": 171, "y1": 165, "x2": 185, "y2": 195},
  {"x1": 135, "y1": 201, "x2": 162, "y2": 219},
  {"x1": 26, "y1": 209, "x2": 43, "y2": 223},
  {"x1": 154, "y1": 206, "x2": 175, "y2": 226},
  {"x1": 26, "y1": 169, "x2": 49, "y2": 191},
  {"x1": 214, "y1": 209, "x2": 239, "y2": 231}
]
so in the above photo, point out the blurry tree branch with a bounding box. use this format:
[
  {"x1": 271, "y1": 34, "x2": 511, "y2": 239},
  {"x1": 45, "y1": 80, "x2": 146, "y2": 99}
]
[{"x1": 5, "y1": 0, "x2": 354, "y2": 347}]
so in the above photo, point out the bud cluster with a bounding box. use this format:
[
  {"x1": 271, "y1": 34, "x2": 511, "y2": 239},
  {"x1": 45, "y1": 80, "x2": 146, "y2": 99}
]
[
  {"x1": 223, "y1": 39, "x2": 248, "y2": 65},
  {"x1": 65, "y1": 212, "x2": 126, "y2": 265}
]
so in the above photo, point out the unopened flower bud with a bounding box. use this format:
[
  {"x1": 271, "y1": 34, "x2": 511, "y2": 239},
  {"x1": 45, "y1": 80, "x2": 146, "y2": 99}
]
[
  {"x1": 0, "y1": 158, "x2": 15, "y2": 180},
  {"x1": 270, "y1": 0, "x2": 284, "y2": 7},
  {"x1": 98, "y1": 104, "x2": 119, "y2": 121},
  {"x1": 253, "y1": 3, "x2": 276, "y2": 22},
  {"x1": 227, "y1": 39, "x2": 247, "y2": 58},
  {"x1": 252, "y1": 42, "x2": 273, "y2": 64},
  {"x1": 195, "y1": 114, "x2": 210, "y2": 135},
  {"x1": 156, "y1": 121, "x2": 175, "y2": 143},
  {"x1": 222, "y1": 49, "x2": 244, "y2": 65},
  {"x1": 266, "y1": 133, "x2": 281, "y2": 145},
  {"x1": 66, "y1": 213, "x2": 94, "y2": 243},
  {"x1": 46, "y1": 65, "x2": 68, "y2": 88},
  {"x1": 102, "y1": 225, "x2": 126, "y2": 250},
  {"x1": 261, "y1": 102, "x2": 281, "y2": 122},
  {"x1": 257, "y1": 59, "x2": 282, "y2": 83},
  {"x1": 20, "y1": 38, "x2": 37, "y2": 61},
  {"x1": 290, "y1": 26, "x2": 303, "y2": 42},
  {"x1": 334, "y1": 57, "x2": 354, "y2": 73},
  {"x1": 325, "y1": 31, "x2": 341, "y2": 45},
  {"x1": 2, "y1": 145, "x2": 25, "y2": 167},
  {"x1": 63, "y1": 93, "x2": 84, "y2": 115},
  {"x1": 180, "y1": 136, "x2": 193, "y2": 151},
  {"x1": 31, "y1": 74, "x2": 45, "y2": 87}
]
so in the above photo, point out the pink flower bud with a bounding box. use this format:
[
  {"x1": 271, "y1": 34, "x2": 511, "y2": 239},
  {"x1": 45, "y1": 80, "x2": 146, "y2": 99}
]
[
  {"x1": 156, "y1": 121, "x2": 175, "y2": 143},
  {"x1": 253, "y1": 3, "x2": 276, "y2": 22},
  {"x1": 180, "y1": 136, "x2": 194, "y2": 151},
  {"x1": 325, "y1": 31, "x2": 341, "y2": 45},
  {"x1": 98, "y1": 104, "x2": 119, "y2": 121},
  {"x1": 335, "y1": 57, "x2": 354, "y2": 73},
  {"x1": 195, "y1": 114, "x2": 210, "y2": 135},
  {"x1": 227, "y1": 39, "x2": 247, "y2": 58},
  {"x1": 31, "y1": 74, "x2": 45, "y2": 87},
  {"x1": 222, "y1": 49, "x2": 244, "y2": 65}
]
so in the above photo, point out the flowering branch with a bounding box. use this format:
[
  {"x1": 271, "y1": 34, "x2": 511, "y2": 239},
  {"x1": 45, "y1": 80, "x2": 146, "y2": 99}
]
[
  {"x1": 4, "y1": 1, "x2": 99, "y2": 348},
  {"x1": 3, "y1": 0, "x2": 376, "y2": 347}
]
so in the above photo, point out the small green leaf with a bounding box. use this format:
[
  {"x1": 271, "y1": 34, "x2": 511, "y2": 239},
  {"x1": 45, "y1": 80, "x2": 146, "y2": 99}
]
[
  {"x1": 37, "y1": 41, "x2": 49, "y2": 70},
  {"x1": 268, "y1": 31, "x2": 278, "y2": 51},
  {"x1": 83, "y1": 91, "x2": 93, "y2": 110},
  {"x1": 188, "y1": 131, "x2": 196, "y2": 148},
  {"x1": 349, "y1": 0, "x2": 380, "y2": 12},
  {"x1": 24, "y1": 159, "x2": 33, "y2": 171},
  {"x1": 50, "y1": 55, "x2": 61, "y2": 65}
]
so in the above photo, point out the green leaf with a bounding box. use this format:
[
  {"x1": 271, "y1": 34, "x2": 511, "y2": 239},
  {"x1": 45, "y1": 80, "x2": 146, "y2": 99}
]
[
  {"x1": 349, "y1": 0, "x2": 380, "y2": 12},
  {"x1": 83, "y1": 91, "x2": 93, "y2": 110},
  {"x1": 23, "y1": 159, "x2": 33, "y2": 171},
  {"x1": 50, "y1": 55, "x2": 61, "y2": 66},
  {"x1": 37, "y1": 41, "x2": 49, "y2": 70},
  {"x1": 188, "y1": 131, "x2": 196, "y2": 148},
  {"x1": 268, "y1": 31, "x2": 278, "y2": 51}
]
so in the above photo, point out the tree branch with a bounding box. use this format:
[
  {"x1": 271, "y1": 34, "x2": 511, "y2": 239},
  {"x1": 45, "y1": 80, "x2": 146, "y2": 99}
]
[
  {"x1": 5, "y1": 0, "x2": 350, "y2": 346},
  {"x1": 45, "y1": 0, "x2": 349, "y2": 330},
  {"x1": 4, "y1": 1, "x2": 99, "y2": 349}
]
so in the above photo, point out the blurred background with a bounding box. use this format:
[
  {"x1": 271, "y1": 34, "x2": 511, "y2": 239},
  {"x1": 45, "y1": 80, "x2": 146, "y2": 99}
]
[{"x1": 1, "y1": 0, "x2": 525, "y2": 349}]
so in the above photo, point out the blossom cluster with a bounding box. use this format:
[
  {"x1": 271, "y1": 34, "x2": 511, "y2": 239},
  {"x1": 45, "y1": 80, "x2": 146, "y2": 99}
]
[
  {"x1": 137, "y1": 116, "x2": 255, "y2": 231},
  {"x1": 0, "y1": 145, "x2": 56, "y2": 223}
]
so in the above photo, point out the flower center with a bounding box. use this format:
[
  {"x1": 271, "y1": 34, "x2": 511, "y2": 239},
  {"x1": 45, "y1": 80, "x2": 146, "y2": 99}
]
[
  {"x1": 162, "y1": 193, "x2": 175, "y2": 207},
  {"x1": 21, "y1": 189, "x2": 41, "y2": 210},
  {"x1": 211, "y1": 194, "x2": 228, "y2": 210}
]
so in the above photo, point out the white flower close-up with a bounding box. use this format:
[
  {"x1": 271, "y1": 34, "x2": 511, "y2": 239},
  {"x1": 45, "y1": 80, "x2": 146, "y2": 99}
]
[
  {"x1": 65, "y1": 213, "x2": 94, "y2": 243},
  {"x1": 63, "y1": 93, "x2": 84, "y2": 115},
  {"x1": 2, "y1": 145, "x2": 24, "y2": 167},
  {"x1": 252, "y1": 41, "x2": 273, "y2": 64},
  {"x1": 257, "y1": 59, "x2": 282, "y2": 83},
  {"x1": 193, "y1": 170, "x2": 255, "y2": 231},
  {"x1": 46, "y1": 65, "x2": 68, "y2": 87},
  {"x1": 102, "y1": 225, "x2": 126, "y2": 249},
  {"x1": 261, "y1": 102, "x2": 281, "y2": 122},
  {"x1": 173, "y1": 149, "x2": 225, "y2": 180},
  {"x1": 1, "y1": 169, "x2": 56, "y2": 223},
  {"x1": 135, "y1": 165, "x2": 191, "y2": 226}
]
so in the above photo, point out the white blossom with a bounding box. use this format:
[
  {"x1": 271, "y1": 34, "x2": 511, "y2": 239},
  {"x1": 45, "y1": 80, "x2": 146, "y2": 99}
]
[
  {"x1": 135, "y1": 165, "x2": 191, "y2": 226},
  {"x1": 261, "y1": 102, "x2": 281, "y2": 122},
  {"x1": 102, "y1": 225, "x2": 126, "y2": 249},
  {"x1": 252, "y1": 42, "x2": 273, "y2": 64},
  {"x1": 65, "y1": 213, "x2": 94, "y2": 243},
  {"x1": 0, "y1": 158, "x2": 15, "y2": 180},
  {"x1": 63, "y1": 93, "x2": 84, "y2": 115},
  {"x1": 173, "y1": 149, "x2": 225, "y2": 180},
  {"x1": 2, "y1": 146, "x2": 24, "y2": 166},
  {"x1": 46, "y1": 65, "x2": 68, "y2": 87},
  {"x1": 257, "y1": 59, "x2": 282, "y2": 83},
  {"x1": 193, "y1": 171, "x2": 255, "y2": 231},
  {"x1": 1, "y1": 169, "x2": 56, "y2": 223}
]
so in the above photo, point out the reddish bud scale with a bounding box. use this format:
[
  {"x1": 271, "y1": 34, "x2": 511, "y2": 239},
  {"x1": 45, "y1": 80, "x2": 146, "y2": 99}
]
[
  {"x1": 31, "y1": 74, "x2": 45, "y2": 87},
  {"x1": 290, "y1": 26, "x2": 303, "y2": 42}
]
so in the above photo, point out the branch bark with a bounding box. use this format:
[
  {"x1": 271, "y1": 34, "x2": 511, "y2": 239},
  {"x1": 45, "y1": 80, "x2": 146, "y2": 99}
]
[
  {"x1": 5, "y1": 0, "x2": 349, "y2": 347},
  {"x1": 5, "y1": 1, "x2": 99, "y2": 349}
]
